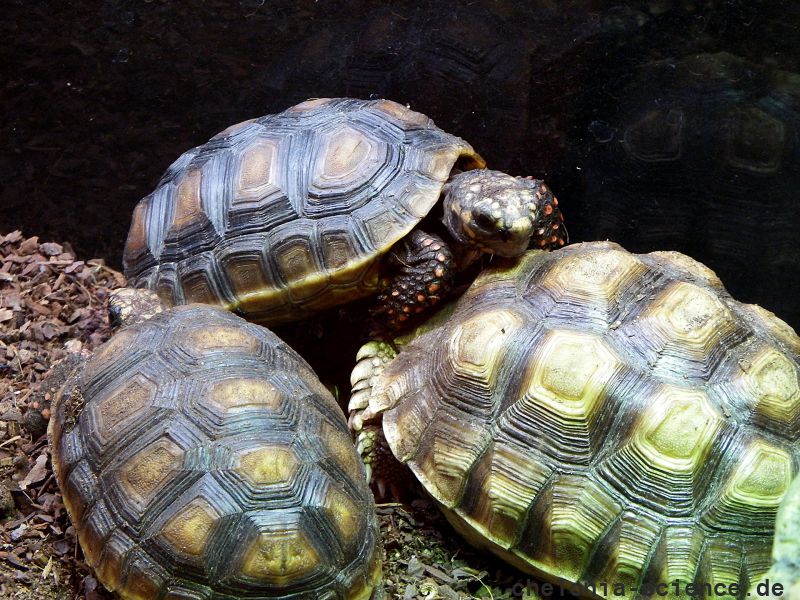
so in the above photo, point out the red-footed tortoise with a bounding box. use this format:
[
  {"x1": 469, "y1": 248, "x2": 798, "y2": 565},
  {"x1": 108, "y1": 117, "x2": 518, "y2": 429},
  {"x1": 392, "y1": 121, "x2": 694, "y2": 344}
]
[
  {"x1": 123, "y1": 97, "x2": 566, "y2": 331},
  {"x1": 350, "y1": 241, "x2": 800, "y2": 599},
  {"x1": 49, "y1": 303, "x2": 382, "y2": 600}
]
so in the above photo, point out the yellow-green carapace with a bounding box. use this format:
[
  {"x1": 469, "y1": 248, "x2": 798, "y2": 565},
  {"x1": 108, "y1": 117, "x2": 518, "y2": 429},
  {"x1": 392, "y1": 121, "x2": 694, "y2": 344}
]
[{"x1": 351, "y1": 241, "x2": 800, "y2": 600}]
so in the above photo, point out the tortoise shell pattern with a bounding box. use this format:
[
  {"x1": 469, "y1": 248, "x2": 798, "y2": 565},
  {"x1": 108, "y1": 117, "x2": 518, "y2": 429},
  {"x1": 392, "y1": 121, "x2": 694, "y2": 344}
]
[
  {"x1": 49, "y1": 305, "x2": 382, "y2": 600},
  {"x1": 372, "y1": 241, "x2": 800, "y2": 597},
  {"x1": 124, "y1": 98, "x2": 484, "y2": 325}
]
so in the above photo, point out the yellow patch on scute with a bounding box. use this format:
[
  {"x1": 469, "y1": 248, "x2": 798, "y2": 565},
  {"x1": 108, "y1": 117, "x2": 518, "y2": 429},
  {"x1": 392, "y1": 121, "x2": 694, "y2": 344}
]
[
  {"x1": 183, "y1": 325, "x2": 260, "y2": 354},
  {"x1": 447, "y1": 309, "x2": 522, "y2": 391},
  {"x1": 743, "y1": 348, "x2": 800, "y2": 424},
  {"x1": 160, "y1": 498, "x2": 220, "y2": 556},
  {"x1": 207, "y1": 378, "x2": 282, "y2": 412},
  {"x1": 373, "y1": 99, "x2": 431, "y2": 126},
  {"x1": 120, "y1": 438, "x2": 185, "y2": 508},
  {"x1": 288, "y1": 97, "x2": 333, "y2": 112},
  {"x1": 237, "y1": 140, "x2": 278, "y2": 194},
  {"x1": 649, "y1": 281, "x2": 735, "y2": 345},
  {"x1": 170, "y1": 169, "x2": 204, "y2": 229},
  {"x1": 522, "y1": 329, "x2": 622, "y2": 430},
  {"x1": 320, "y1": 125, "x2": 373, "y2": 181},
  {"x1": 724, "y1": 440, "x2": 793, "y2": 508},
  {"x1": 96, "y1": 376, "x2": 156, "y2": 436},
  {"x1": 241, "y1": 529, "x2": 319, "y2": 583},
  {"x1": 544, "y1": 247, "x2": 644, "y2": 301},
  {"x1": 323, "y1": 485, "x2": 360, "y2": 546},
  {"x1": 321, "y1": 422, "x2": 363, "y2": 481},
  {"x1": 636, "y1": 388, "x2": 722, "y2": 472},
  {"x1": 235, "y1": 446, "x2": 299, "y2": 486}
]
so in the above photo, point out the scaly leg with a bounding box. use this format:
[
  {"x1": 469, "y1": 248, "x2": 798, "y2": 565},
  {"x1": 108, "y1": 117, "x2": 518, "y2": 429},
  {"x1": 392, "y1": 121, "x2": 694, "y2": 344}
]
[{"x1": 370, "y1": 229, "x2": 455, "y2": 333}]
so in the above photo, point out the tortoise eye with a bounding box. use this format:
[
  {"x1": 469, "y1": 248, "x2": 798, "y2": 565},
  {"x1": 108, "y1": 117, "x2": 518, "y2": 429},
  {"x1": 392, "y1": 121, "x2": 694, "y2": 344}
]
[{"x1": 474, "y1": 211, "x2": 496, "y2": 230}]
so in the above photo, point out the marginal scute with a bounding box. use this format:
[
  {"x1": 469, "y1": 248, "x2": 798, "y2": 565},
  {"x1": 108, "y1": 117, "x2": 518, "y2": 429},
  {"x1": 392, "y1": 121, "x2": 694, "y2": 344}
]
[
  {"x1": 592, "y1": 512, "x2": 664, "y2": 592},
  {"x1": 469, "y1": 439, "x2": 554, "y2": 547},
  {"x1": 422, "y1": 413, "x2": 491, "y2": 507},
  {"x1": 178, "y1": 263, "x2": 222, "y2": 305},
  {"x1": 272, "y1": 232, "x2": 328, "y2": 300},
  {"x1": 542, "y1": 478, "x2": 624, "y2": 583}
]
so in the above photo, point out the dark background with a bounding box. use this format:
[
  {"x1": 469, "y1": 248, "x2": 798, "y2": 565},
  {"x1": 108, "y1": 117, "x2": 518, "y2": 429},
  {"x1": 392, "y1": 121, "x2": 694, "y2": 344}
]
[{"x1": 2, "y1": 0, "x2": 799, "y2": 328}]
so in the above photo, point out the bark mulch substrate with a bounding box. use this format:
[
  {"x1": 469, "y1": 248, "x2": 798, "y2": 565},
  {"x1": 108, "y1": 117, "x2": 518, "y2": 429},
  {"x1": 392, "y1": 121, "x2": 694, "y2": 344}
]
[{"x1": 0, "y1": 230, "x2": 539, "y2": 600}]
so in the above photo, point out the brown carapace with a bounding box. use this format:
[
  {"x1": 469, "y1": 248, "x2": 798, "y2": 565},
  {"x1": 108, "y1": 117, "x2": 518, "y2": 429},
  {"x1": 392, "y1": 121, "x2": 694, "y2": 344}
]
[
  {"x1": 49, "y1": 304, "x2": 382, "y2": 600},
  {"x1": 123, "y1": 98, "x2": 565, "y2": 331}
]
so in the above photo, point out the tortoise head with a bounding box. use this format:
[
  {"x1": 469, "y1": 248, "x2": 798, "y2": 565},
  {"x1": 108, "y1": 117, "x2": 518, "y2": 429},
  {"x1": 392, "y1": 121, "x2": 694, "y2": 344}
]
[{"x1": 442, "y1": 169, "x2": 567, "y2": 256}]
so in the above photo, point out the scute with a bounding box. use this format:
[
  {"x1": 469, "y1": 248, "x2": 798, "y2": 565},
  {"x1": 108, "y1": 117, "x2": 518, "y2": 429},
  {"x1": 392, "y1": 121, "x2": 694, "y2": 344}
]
[
  {"x1": 124, "y1": 98, "x2": 485, "y2": 326},
  {"x1": 381, "y1": 241, "x2": 800, "y2": 598},
  {"x1": 49, "y1": 304, "x2": 381, "y2": 600}
]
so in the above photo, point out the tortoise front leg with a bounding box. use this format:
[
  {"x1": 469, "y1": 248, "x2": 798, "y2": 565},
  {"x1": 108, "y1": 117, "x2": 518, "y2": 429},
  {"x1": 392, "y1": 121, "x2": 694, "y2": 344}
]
[
  {"x1": 370, "y1": 229, "x2": 455, "y2": 332},
  {"x1": 349, "y1": 341, "x2": 415, "y2": 500}
]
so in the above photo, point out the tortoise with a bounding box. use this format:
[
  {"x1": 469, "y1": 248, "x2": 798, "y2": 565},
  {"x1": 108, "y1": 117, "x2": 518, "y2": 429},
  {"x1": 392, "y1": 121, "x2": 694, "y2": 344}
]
[
  {"x1": 123, "y1": 97, "x2": 567, "y2": 331},
  {"x1": 349, "y1": 240, "x2": 800, "y2": 598},
  {"x1": 49, "y1": 303, "x2": 382, "y2": 600}
]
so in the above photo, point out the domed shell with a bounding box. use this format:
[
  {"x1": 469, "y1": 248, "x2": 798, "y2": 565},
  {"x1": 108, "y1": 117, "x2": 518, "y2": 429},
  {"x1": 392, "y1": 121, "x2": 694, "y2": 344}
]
[
  {"x1": 373, "y1": 241, "x2": 800, "y2": 595},
  {"x1": 124, "y1": 98, "x2": 484, "y2": 326},
  {"x1": 49, "y1": 304, "x2": 382, "y2": 600}
]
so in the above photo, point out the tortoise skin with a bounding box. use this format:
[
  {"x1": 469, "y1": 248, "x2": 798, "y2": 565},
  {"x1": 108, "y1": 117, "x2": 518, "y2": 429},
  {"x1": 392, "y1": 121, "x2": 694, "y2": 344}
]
[
  {"x1": 49, "y1": 305, "x2": 382, "y2": 600},
  {"x1": 123, "y1": 97, "x2": 484, "y2": 326},
  {"x1": 361, "y1": 241, "x2": 800, "y2": 598}
]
